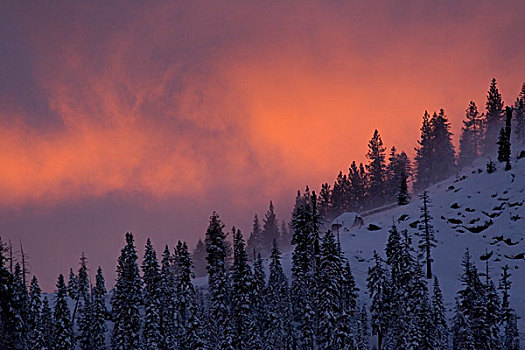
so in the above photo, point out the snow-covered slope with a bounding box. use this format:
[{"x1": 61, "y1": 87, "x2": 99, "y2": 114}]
[{"x1": 282, "y1": 156, "x2": 525, "y2": 343}]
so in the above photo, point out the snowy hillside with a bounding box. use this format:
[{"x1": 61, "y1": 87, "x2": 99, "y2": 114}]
[{"x1": 280, "y1": 156, "x2": 525, "y2": 343}]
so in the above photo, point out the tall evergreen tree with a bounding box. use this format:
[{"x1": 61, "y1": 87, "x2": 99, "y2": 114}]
[
  {"x1": 291, "y1": 189, "x2": 320, "y2": 349},
  {"x1": 459, "y1": 101, "x2": 484, "y2": 168},
  {"x1": 0, "y1": 237, "x2": 18, "y2": 348},
  {"x1": 159, "y1": 246, "x2": 177, "y2": 350},
  {"x1": 142, "y1": 238, "x2": 163, "y2": 349},
  {"x1": 247, "y1": 214, "x2": 262, "y2": 257},
  {"x1": 265, "y1": 240, "x2": 292, "y2": 350},
  {"x1": 387, "y1": 147, "x2": 411, "y2": 203},
  {"x1": 417, "y1": 191, "x2": 436, "y2": 279},
  {"x1": 317, "y1": 231, "x2": 347, "y2": 349},
  {"x1": 367, "y1": 251, "x2": 389, "y2": 350},
  {"x1": 40, "y1": 296, "x2": 53, "y2": 349},
  {"x1": 348, "y1": 161, "x2": 368, "y2": 212},
  {"x1": 318, "y1": 182, "x2": 333, "y2": 219},
  {"x1": 484, "y1": 78, "x2": 505, "y2": 155},
  {"x1": 230, "y1": 229, "x2": 256, "y2": 349},
  {"x1": 397, "y1": 170, "x2": 409, "y2": 205},
  {"x1": 514, "y1": 83, "x2": 525, "y2": 145},
  {"x1": 366, "y1": 129, "x2": 387, "y2": 206},
  {"x1": 251, "y1": 252, "x2": 267, "y2": 348},
  {"x1": 12, "y1": 263, "x2": 29, "y2": 348},
  {"x1": 498, "y1": 106, "x2": 513, "y2": 170},
  {"x1": 356, "y1": 305, "x2": 369, "y2": 350},
  {"x1": 261, "y1": 201, "x2": 280, "y2": 256},
  {"x1": 53, "y1": 274, "x2": 74, "y2": 350},
  {"x1": 27, "y1": 276, "x2": 44, "y2": 349},
  {"x1": 430, "y1": 109, "x2": 456, "y2": 182},
  {"x1": 431, "y1": 277, "x2": 448, "y2": 350},
  {"x1": 415, "y1": 111, "x2": 434, "y2": 191},
  {"x1": 111, "y1": 232, "x2": 142, "y2": 350},
  {"x1": 205, "y1": 212, "x2": 232, "y2": 349},
  {"x1": 91, "y1": 267, "x2": 107, "y2": 350}
]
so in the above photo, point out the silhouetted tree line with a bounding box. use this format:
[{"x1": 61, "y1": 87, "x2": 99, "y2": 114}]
[{"x1": 316, "y1": 79, "x2": 525, "y2": 221}]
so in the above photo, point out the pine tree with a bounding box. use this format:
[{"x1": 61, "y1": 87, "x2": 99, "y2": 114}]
[
  {"x1": 264, "y1": 240, "x2": 292, "y2": 350},
  {"x1": 77, "y1": 292, "x2": 93, "y2": 350},
  {"x1": 230, "y1": 229, "x2": 256, "y2": 349},
  {"x1": 417, "y1": 191, "x2": 436, "y2": 279},
  {"x1": 387, "y1": 147, "x2": 412, "y2": 203},
  {"x1": 141, "y1": 239, "x2": 163, "y2": 349},
  {"x1": 332, "y1": 171, "x2": 350, "y2": 215},
  {"x1": 452, "y1": 298, "x2": 474, "y2": 350},
  {"x1": 111, "y1": 232, "x2": 142, "y2": 350},
  {"x1": 252, "y1": 252, "x2": 266, "y2": 348},
  {"x1": 366, "y1": 129, "x2": 387, "y2": 206},
  {"x1": 431, "y1": 277, "x2": 448, "y2": 350},
  {"x1": 261, "y1": 201, "x2": 280, "y2": 256},
  {"x1": 367, "y1": 251, "x2": 389, "y2": 350},
  {"x1": 356, "y1": 305, "x2": 369, "y2": 350},
  {"x1": 415, "y1": 111, "x2": 434, "y2": 191},
  {"x1": 317, "y1": 231, "x2": 346, "y2": 349},
  {"x1": 499, "y1": 265, "x2": 520, "y2": 350},
  {"x1": 91, "y1": 267, "x2": 107, "y2": 350},
  {"x1": 67, "y1": 268, "x2": 78, "y2": 300},
  {"x1": 12, "y1": 263, "x2": 29, "y2": 348},
  {"x1": 175, "y1": 241, "x2": 203, "y2": 350},
  {"x1": 192, "y1": 239, "x2": 207, "y2": 278},
  {"x1": 27, "y1": 276, "x2": 44, "y2": 349},
  {"x1": 485, "y1": 275, "x2": 501, "y2": 349},
  {"x1": 397, "y1": 170, "x2": 409, "y2": 205},
  {"x1": 0, "y1": 237, "x2": 18, "y2": 348},
  {"x1": 348, "y1": 161, "x2": 368, "y2": 212},
  {"x1": 514, "y1": 83, "x2": 525, "y2": 145},
  {"x1": 503, "y1": 312, "x2": 520, "y2": 350},
  {"x1": 430, "y1": 109, "x2": 456, "y2": 183},
  {"x1": 498, "y1": 107, "x2": 513, "y2": 170},
  {"x1": 247, "y1": 215, "x2": 262, "y2": 257},
  {"x1": 159, "y1": 246, "x2": 177, "y2": 350},
  {"x1": 291, "y1": 189, "x2": 320, "y2": 349},
  {"x1": 53, "y1": 274, "x2": 74, "y2": 350},
  {"x1": 40, "y1": 296, "x2": 53, "y2": 349},
  {"x1": 205, "y1": 212, "x2": 233, "y2": 349},
  {"x1": 407, "y1": 260, "x2": 433, "y2": 350},
  {"x1": 318, "y1": 182, "x2": 333, "y2": 219},
  {"x1": 458, "y1": 101, "x2": 484, "y2": 168},
  {"x1": 484, "y1": 78, "x2": 505, "y2": 155}
]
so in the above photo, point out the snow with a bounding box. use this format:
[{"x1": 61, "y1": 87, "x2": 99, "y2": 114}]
[{"x1": 321, "y1": 156, "x2": 525, "y2": 343}]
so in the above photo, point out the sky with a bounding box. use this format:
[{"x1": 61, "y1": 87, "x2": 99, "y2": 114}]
[{"x1": 1, "y1": 0, "x2": 524, "y2": 291}]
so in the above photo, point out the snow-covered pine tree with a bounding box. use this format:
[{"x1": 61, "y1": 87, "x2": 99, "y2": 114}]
[
  {"x1": 111, "y1": 232, "x2": 142, "y2": 350},
  {"x1": 483, "y1": 78, "x2": 505, "y2": 155},
  {"x1": 355, "y1": 305, "x2": 369, "y2": 350},
  {"x1": 452, "y1": 297, "x2": 474, "y2": 350},
  {"x1": 12, "y1": 263, "x2": 29, "y2": 348},
  {"x1": 387, "y1": 147, "x2": 411, "y2": 204},
  {"x1": 341, "y1": 259, "x2": 358, "y2": 315},
  {"x1": 454, "y1": 249, "x2": 490, "y2": 349},
  {"x1": 159, "y1": 245, "x2": 177, "y2": 350},
  {"x1": 205, "y1": 212, "x2": 233, "y2": 349},
  {"x1": 77, "y1": 290, "x2": 93, "y2": 350},
  {"x1": 498, "y1": 264, "x2": 520, "y2": 350},
  {"x1": 175, "y1": 240, "x2": 204, "y2": 350},
  {"x1": 77, "y1": 252, "x2": 89, "y2": 301},
  {"x1": 484, "y1": 274, "x2": 501, "y2": 349},
  {"x1": 91, "y1": 267, "x2": 107, "y2": 350},
  {"x1": 366, "y1": 129, "x2": 387, "y2": 206},
  {"x1": 332, "y1": 171, "x2": 350, "y2": 215},
  {"x1": 247, "y1": 214, "x2": 262, "y2": 258},
  {"x1": 417, "y1": 191, "x2": 436, "y2": 279},
  {"x1": 318, "y1": 231, "x2": 347, "y2": 349},
  {"x1": 407, "y1": 259, "x2": 433, "y2": 350},
  {"x1": 27, "y1": 276, "x2": 44, "y2": 349},
  {"x1": 141, "y1": 238, "x2": 163, "y2": 349},
  {"x1": 75, "y1": 252, "x2": 90, "y2": 337},
  {"x1": 40, "y1": 296, "x2": 53, "y2": 349},
  {"x1": 497, "y1": 107, "x2": 513, "y2": 170},
  {"x1": 251, "y1": 251, "x2": 267, "y2": 348},
  {"x1": 53, "y1": 274, "x2": 74, "y2": 350},
  {"x1": 230, "y1": 229, "x2": 256, "y2": 349},
  {"x1": 67, "y1": 268, "x2": 78, "y2": 300},
  {"x1": 431, "y1": 277, "x2": 448, "y2": 350},
  {"x1": 291, "y1": 189, "x2": 320, "y2": 349},
  {"x1": 264, "y1": 239, "x2": 292, "y2": 350},
  {"x1": 367, "y1": 251, "x2": 389, "y2": 350},
  {"x1": 503, "y1": 312, "x2": 520, "y2": 350},
  {"x1": 0, "y1": 238, "x2": 17, "y2": 348},
  {"x1": 458, "y1": 101, "x2": 484, "y2": 168}
]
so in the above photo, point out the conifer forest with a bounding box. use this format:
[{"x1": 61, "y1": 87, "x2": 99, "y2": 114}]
[{"x1": 1, "y1": 79, "x2": 524, "y2": 349}]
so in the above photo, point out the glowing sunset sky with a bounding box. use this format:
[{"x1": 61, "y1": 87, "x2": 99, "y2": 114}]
[{"x1": 1, "y1": 1, "x2": 524, "y2": 290}]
